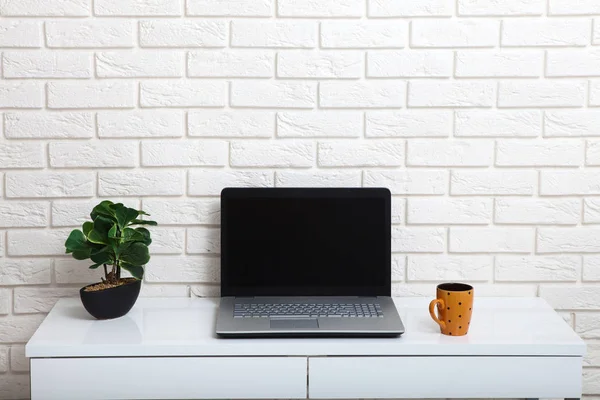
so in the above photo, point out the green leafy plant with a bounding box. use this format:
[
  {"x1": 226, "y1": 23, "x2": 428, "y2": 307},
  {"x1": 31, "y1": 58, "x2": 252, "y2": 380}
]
[{"x1": 65, "y1": 201, "x2": 157, "y2": 285}]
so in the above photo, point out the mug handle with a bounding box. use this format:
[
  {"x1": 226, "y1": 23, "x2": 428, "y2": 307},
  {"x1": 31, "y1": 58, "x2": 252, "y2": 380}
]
[{"x1": 429, "y1": 299, "x2": 446, "y2": 330}]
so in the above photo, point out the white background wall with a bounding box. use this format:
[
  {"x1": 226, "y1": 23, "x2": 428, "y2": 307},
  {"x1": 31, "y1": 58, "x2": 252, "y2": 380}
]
[{"x1": 1, "y1": 0, "x2": 600, "y2": 398}]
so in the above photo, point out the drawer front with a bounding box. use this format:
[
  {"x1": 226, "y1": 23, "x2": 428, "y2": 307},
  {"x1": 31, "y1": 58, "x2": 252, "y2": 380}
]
[
  {"x1": 31, "y1": 357, "x2": 307, "y2": 400},
  {"x1": 309, "y1": 356, "x2": 582, "y2": 399}
]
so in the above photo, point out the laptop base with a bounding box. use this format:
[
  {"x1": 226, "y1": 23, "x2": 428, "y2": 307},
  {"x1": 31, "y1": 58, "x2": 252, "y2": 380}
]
[{"x1": 216, "y1": 296, "x2": 405, "y2": 338}]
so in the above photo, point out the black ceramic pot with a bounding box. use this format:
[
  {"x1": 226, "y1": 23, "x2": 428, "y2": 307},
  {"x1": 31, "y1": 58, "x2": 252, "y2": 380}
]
[{"x1": 80, "y1": 279, "x2": 141, "y2": 320}]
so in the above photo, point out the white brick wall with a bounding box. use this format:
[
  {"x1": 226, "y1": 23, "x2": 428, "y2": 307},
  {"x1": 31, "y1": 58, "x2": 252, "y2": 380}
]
[
  {"x1": 450, "y1": 227, "x2": 534, "y2": 253},
  {"x1": 321, "y1": 21, "x2": 406, "y2": 48},
  {"x1": 451, "y1": 170, "x2": 536, "y2": 195},
  {"x1": 409, "y1": 81, "x2": 495, "y2": 107},
  {"x1": 140, "y1": 20, "x2": 226, "y2": 48},
  {"x1": 411, "y1": 20, "x2": 499, "y2": 48},
  {"x1": 141, "y1": 141, "x2": 227, "y2": 167},
  {"x1": 230, "y1": 141, "x2": 314, "y2": 167},
  {"x1": 458, "y1": 0, "x2": 544, "y2": 16},
  {"x1": 45, "y1": 20, "x2": 134, "y2": 48},
  {"x1": 279, "y1": 0, "x2": 363, "y2": 18},
  {"x1": 189, "y1": 170, "x2": 273, "y2": 195},
  {"x1": 496, "y1": 140, "x2": 583, "y2": 166},
  {"x1": 142, "y1": 198, "x2": 220, "y2": 225},
  {"x1": 5, "y1": 112, "x2": 94, "y2": 139},
  {"x1": 366, "y1": 111, "x2": 452, "y2": 138},
  {"x1": 0, "y1": 202, "x2": 48, "y2": 228},
  {"x1": 0, "y1": 20, "x2": 42, "y2": 48},
  {"x1": 368, "y1": 51, "x2": 452, "y2": 78},
  {"x1": 0, "y1": 0, "x2": 90, "y2": 17},
  {"x1": 141, "y1": 81, "x2": 226, "y2": 108},
  {"x1": 318, "y1": 141, "x2": 404, "y2": 167},
  {"x1": 278, "y1": 112, "x2": 361, "y2": 138},
  {"x1": 495, "y1": 256, "x2": 580, "y2": 282},
  {"x1": 279, "y1": 51, "x2": 363, "y2": 79},
  {"x1": 498, "y1": 80, "x2": 586, "y2": 108},
  {"x1": 275, "y1": 171, "x2": 361, "y2": 188},
  {"x1": 6, "y1": 172, "x2": 95, "y2": 198},
  {"x1": 94, "y1": 0, "x2": 181, "y2": 16},
  {"x1": 232, "y1": 81, "x2": 316, "y2": 108},
  {"x1": 495, "y1": 198, "x2": 580, "y2": 225},
  {"x1": 0, "y1": 347, "x2": 7, "y2": 372},
  {"x1": 320, "y1": 81, "x2": 405, "y2": 108},
  {"x1": 1, "y1": 2, "x2": 600, "y2": 397},
  {"x1": 407, "y1": 255, "x2": 492, "y2": 282},
  {"x1": 3, "y1": 52, "x2": 92, "y2": 79},
  {"x1": 455, "y1": 50, "x2": 542, "y2": 77},
  {"x1": 0, "y1": 82, "x2": 43, "y2": 108},
  {"x1": 99, "y1": 170, "x2": 185, "y2": 196},
  {"x1": 190, "y1": 51, "x2": 273, "y2": 78},
  {"x1": 455, "y1": 110, "x2": 541, "y2": 138},
  {"x1": 186, "y1": 0, "x2": 272, "y2": 17},
  {"x1": 407, "y1": 140, "x2": 493, "y2": 166},
  {"x1": 502, "y1": 19, "x2": 590, "y2": 47},
  {"x1": 49, "y1": 141, "x2": 138, "y2": 168},
  {"x1": 370, "y1": 0, "x2": 452, "y2": 17},
  {"x1": 96, "y1": 51, "x2": 183, "y2": 78},
  {"x1": 48, "y1": 82, "x2": 136, "y2": 109},
  {"x1": 0, "y1": 259, "x2": 52, "y2": 285},
  {"x1": 407, "y1": 198, "x2": 492, "y2": 225},
  {"x1": 187, "y1": 227, "x2": 220, "y2": 254},
  {"x1": 98, "y1": 111, "x2": 183, "y2": 138},
  {"x1": 231, "y1": 21, "x2": 316, "y2": 48}
]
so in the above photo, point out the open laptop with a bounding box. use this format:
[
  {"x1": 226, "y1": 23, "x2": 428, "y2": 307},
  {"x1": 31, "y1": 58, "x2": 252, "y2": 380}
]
[{"x1": 215, "y1": 187, "x2": 405, "y2": 337}]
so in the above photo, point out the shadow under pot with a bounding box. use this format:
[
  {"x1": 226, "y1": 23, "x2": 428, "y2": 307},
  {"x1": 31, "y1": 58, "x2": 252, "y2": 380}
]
[{"x1": 79, "y1": 278, "x2": 142, "y2": 320}]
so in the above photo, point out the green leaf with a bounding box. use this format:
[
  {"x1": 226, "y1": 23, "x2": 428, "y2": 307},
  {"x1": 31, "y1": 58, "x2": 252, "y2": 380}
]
[
  {"x1": 87, "y1": 230, "x2": 106, "y2": 245},
  {"x1": 138, "y1": 210, "x2": 150, "y2": 216},
  {"x1": 90, "y1": 200, "x2": 117, "y2": 222},
  {"x1": 114, "y1": 204, "x2": 140, "y2": 229},
  {"x1": 90, "y1": 247, "x2": 111, "y2": 265},
  {"x1": 122, "y1": 228, "x2": 141, "y2": 242},
  {"x1": 89, "y1": 242, "x2": 105, "y2": 250},
  {"x1": 89, "y1": 262, "x2": 103, "y2": 269},
  {"x1": 134, "y1": 227, "x2": 152, "y2": 246},
  {"x1": 87, "y1": 216, "x2": 115, "y2": 245},
  {"x1": 108, "y1": 224, "x2": 118, "y2": 239},
  {"x1": 90, "y1": 245, "x2": 108, "y2": 255},
  {"x1": 72, "y1": 249, "x2": 91, "y2": 260},
  {"x1": 120, "y1": 242, "x2": 150, "y2": 266},
  {"x1": 65, "y1": 230, "x2": 88, "y2": 253},
  {"x1": 120, "y1": 262, "x2": 144, "y2": 280},
  {"x1": 129, "y1": 219, "x2": 158, "y2": 226},
  {"x1": 82, "y1": 222, "x2": 94, "y2": 238},
  {"x1": 87, "y1": 241, "x2": 107, "y2": 256}
]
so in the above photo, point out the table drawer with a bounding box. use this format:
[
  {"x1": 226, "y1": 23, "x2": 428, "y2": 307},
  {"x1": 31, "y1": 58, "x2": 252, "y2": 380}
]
[
  {"x1": 308, "y1": 356, "x2": 582, "y2": 399},
  {"x1": 31, "y1": 357, "x2": 307, "y2": 400}
]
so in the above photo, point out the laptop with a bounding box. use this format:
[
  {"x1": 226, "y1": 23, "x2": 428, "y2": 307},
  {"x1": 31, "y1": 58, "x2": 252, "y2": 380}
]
[{"x1": 215, "y1": 187, "x2": 405, "y2": 337}]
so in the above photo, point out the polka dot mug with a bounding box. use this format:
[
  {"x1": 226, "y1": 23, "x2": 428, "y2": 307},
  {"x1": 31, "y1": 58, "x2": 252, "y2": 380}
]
[{"x1": 429, "y1": 283, "x2": 474, "y2": 336}]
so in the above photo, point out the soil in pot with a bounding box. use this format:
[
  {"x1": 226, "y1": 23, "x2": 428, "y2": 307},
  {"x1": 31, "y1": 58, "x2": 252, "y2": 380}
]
[
  {"x1": 84, "y1": 277, "x2": 137, "y2": 292},
  {"x1": 80, "y1": 278, "x2": 141, "y2": 320}
]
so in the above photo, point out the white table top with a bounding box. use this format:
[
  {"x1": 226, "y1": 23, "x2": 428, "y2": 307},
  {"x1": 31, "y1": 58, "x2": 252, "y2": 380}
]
[{"x1": 26, "y1": 297, "x2": 585, "y2": 358}]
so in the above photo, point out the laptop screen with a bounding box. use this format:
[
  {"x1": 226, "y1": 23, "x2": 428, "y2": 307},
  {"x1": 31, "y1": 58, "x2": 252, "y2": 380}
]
[{"x1": 220, "y1": 188, "x2": 391, "y2": 297}]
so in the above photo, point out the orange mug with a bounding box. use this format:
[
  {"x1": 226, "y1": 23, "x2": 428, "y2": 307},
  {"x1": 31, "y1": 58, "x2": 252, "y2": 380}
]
[{"x1": 429, "y1": 283, "x2": 473, "y2": 336}]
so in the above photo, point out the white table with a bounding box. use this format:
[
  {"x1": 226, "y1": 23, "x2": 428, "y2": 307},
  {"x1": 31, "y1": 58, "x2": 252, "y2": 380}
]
[{"x1": 26, "y1": 297, "x2": 585, "y2": 400}]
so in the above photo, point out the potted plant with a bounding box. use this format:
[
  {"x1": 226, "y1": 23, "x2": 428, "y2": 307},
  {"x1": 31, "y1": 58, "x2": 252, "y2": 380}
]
[{"x1": 64, "y1": 200, "x2": 157, "y2": 320}]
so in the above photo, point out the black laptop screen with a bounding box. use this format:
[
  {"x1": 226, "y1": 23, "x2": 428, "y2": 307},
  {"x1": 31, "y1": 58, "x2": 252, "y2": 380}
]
[{"x1": 221, "y1": 188, "x2": 391, "y2": 297}]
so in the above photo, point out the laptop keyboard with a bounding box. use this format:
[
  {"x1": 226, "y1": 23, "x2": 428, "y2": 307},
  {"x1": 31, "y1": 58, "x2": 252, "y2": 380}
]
[{"x1": 233, "y1": 303, "x2": 384, "y2": 318}]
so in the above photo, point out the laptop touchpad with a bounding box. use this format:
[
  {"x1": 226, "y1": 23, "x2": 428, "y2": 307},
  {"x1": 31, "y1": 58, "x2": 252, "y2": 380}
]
[{"x1": 270, "y1": 319, "x2": 319, "y2": 329}]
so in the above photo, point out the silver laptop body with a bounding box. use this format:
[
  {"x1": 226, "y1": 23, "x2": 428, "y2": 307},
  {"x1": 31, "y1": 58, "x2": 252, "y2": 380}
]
[{"x1": 216, "y1": 187, "x2": 405, "y2": 338}]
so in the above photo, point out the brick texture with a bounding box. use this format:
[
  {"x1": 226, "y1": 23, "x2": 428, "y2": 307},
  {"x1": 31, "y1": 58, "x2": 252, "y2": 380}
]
[{"x1": 0, "y1": 1, "x2": 599, "y2": 397}]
